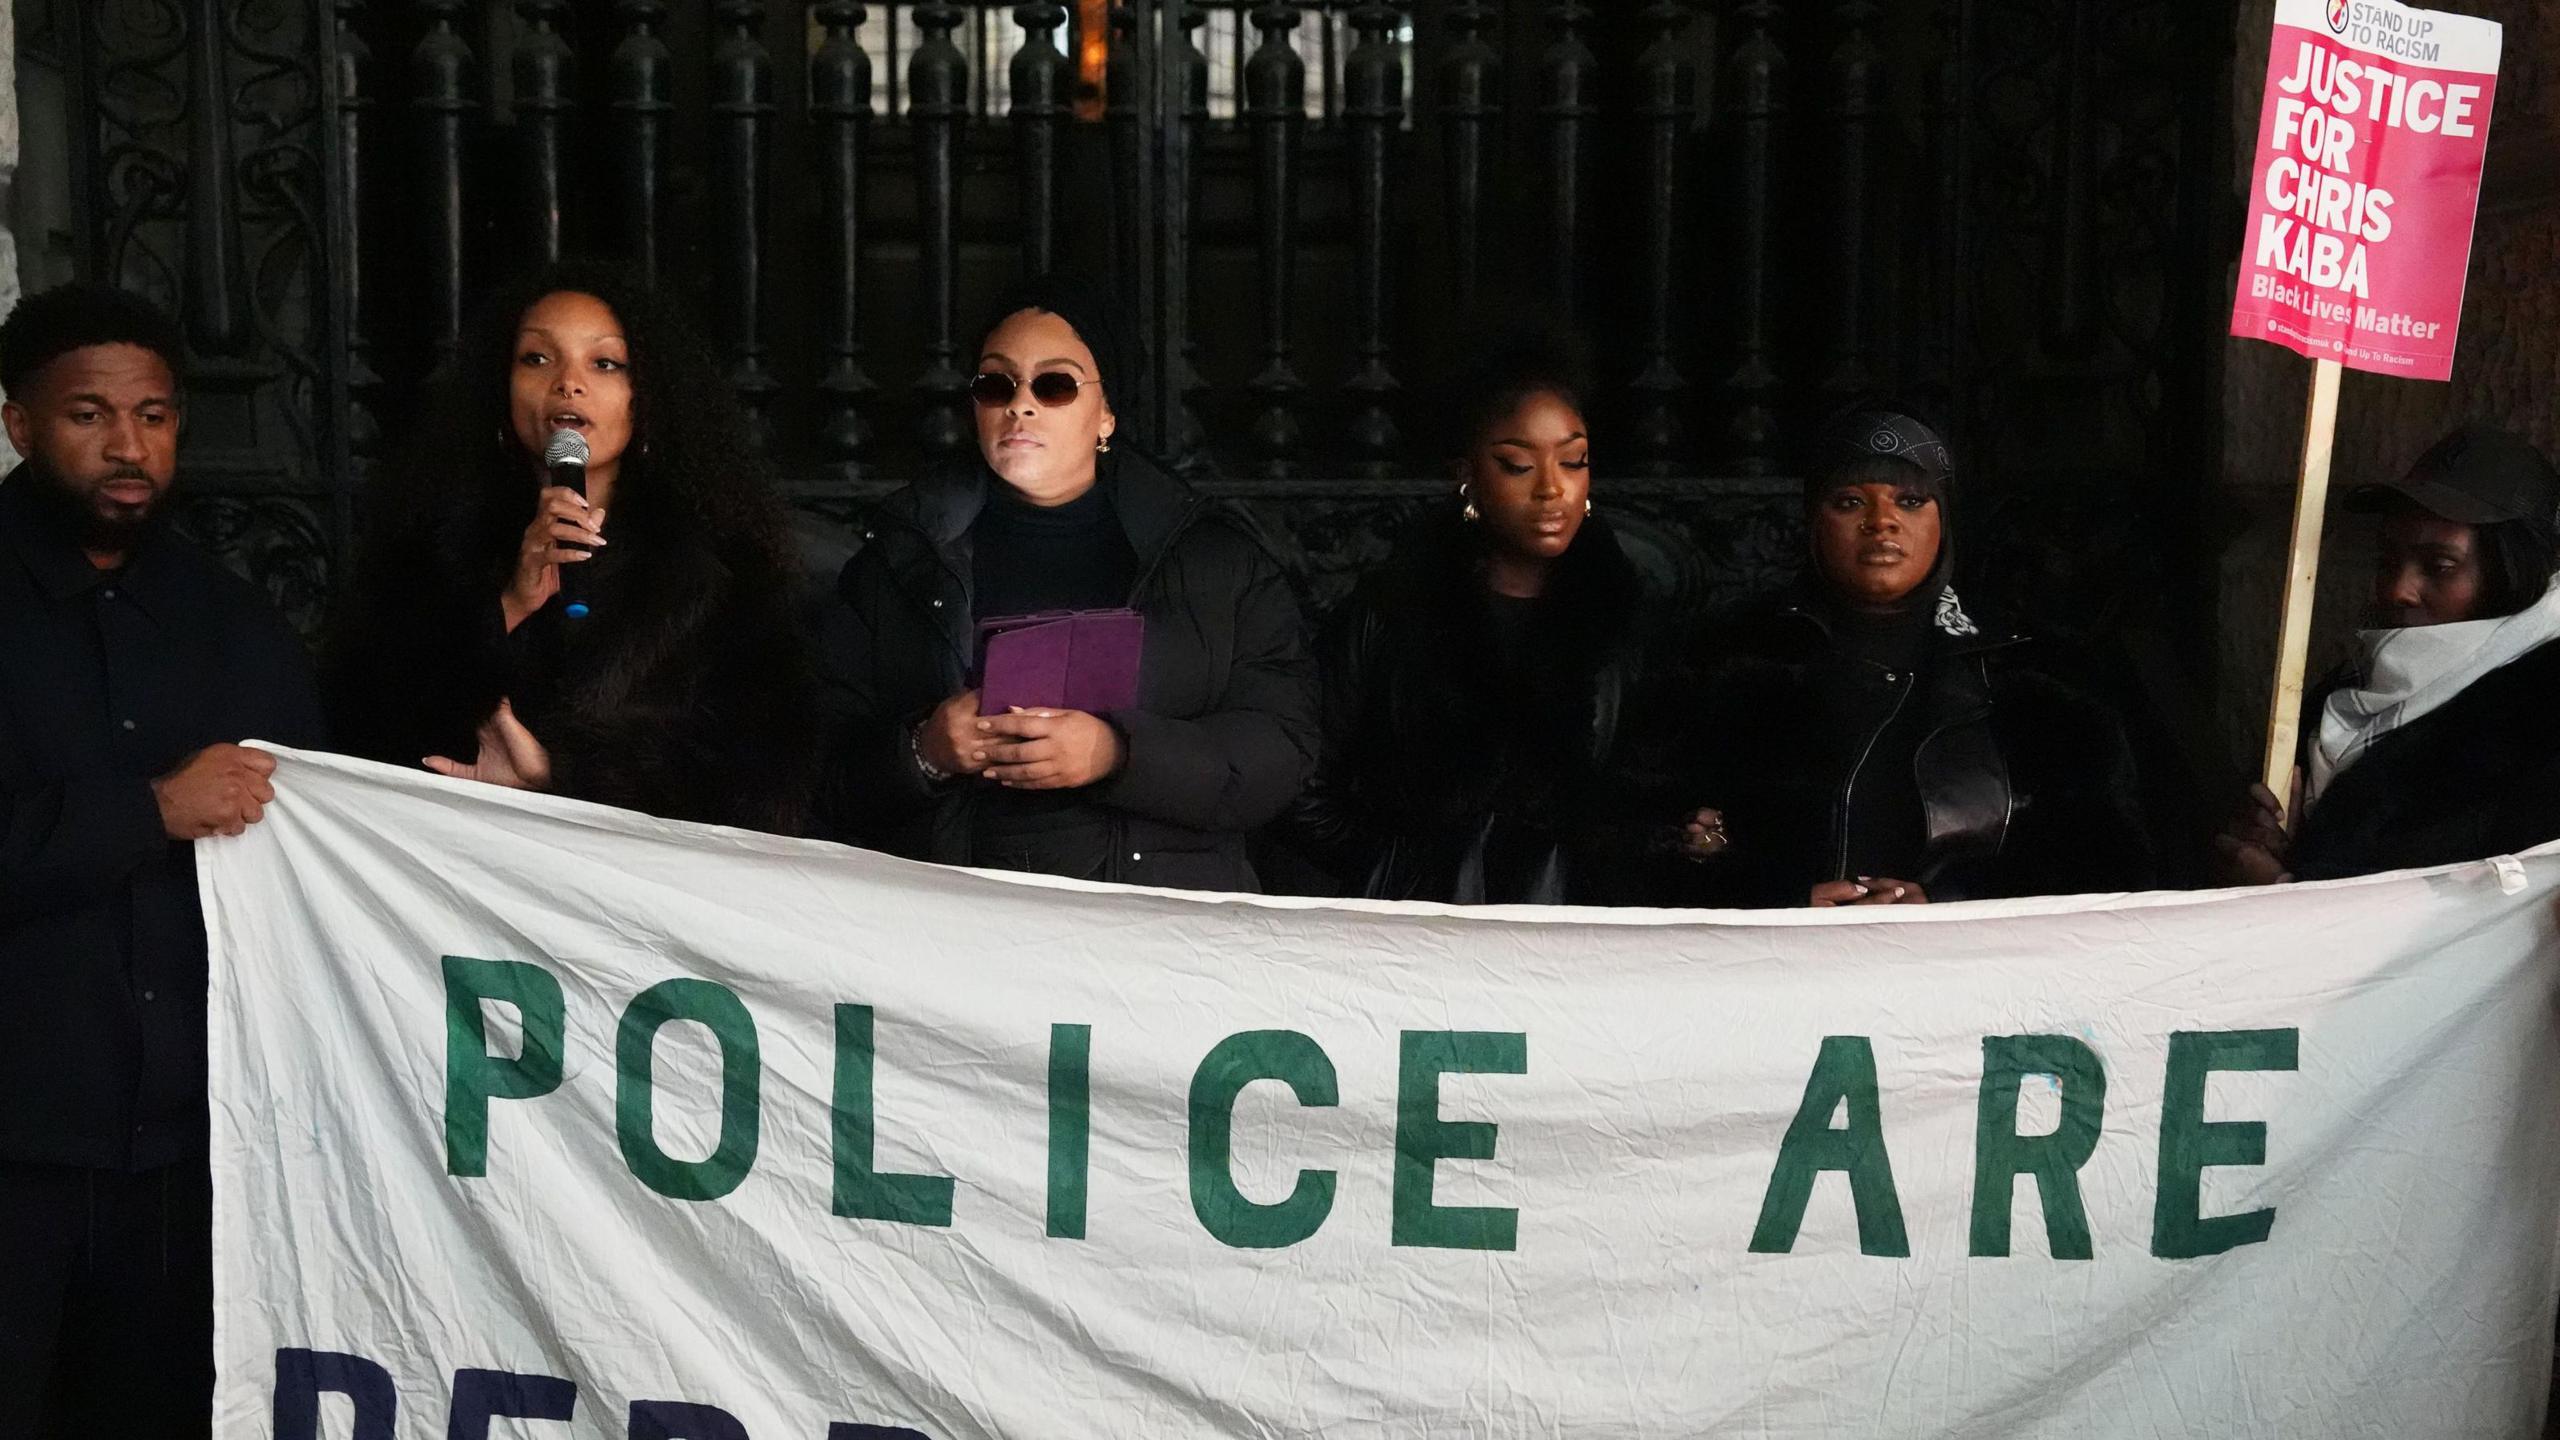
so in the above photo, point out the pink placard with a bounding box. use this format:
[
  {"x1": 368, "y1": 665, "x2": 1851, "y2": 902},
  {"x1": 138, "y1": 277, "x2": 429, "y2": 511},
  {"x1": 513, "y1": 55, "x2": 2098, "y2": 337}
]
[{"x1": 2229, "y1": 0, "x2": 2502, "y2": 382}]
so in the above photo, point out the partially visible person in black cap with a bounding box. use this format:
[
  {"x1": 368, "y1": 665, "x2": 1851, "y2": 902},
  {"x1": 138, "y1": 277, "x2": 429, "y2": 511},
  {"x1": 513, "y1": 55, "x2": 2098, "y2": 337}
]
[
  {"x1": 1656, "y1": 404, "x2": 2154, "y2": 907},
  {"x1": 2214, "y1": 423, "x2": 2560, "y2": 885},
  {"x1": 816, "y1": 273, "x2": 1318, "y2": 891}
]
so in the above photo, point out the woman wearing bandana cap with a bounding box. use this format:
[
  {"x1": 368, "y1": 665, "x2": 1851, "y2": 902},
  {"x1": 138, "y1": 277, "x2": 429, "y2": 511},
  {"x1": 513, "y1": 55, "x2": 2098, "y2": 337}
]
[
  {"x1": 2215, "y1": 423, "x2": 2560, "y2": 884},
  {"x1": 1661, "y1": 405, "x2": 2155, "y2": 907}
]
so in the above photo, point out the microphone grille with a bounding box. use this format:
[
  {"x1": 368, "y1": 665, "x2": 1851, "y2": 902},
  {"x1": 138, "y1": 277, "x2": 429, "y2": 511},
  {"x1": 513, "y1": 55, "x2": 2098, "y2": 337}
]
[{"x1": 542, "y1": 427, "x2": 590, "y2": 468}]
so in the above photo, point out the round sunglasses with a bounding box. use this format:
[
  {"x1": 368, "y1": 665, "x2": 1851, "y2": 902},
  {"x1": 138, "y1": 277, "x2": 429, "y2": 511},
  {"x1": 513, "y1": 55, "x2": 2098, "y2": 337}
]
[{"x1": 970, "y1": 371, "x2": 1098, "y2": 409}]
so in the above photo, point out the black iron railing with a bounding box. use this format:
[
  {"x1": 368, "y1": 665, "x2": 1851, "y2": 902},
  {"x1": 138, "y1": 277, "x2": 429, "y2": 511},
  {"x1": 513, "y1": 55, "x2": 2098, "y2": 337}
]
[{"x1": 337, "y1": 2, "x2": 1962, "y2": 493}]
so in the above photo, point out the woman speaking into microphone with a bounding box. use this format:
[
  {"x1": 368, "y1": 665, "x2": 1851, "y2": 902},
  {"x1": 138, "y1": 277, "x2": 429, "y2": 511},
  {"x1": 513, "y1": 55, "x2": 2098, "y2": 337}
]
[{"x1": 324, "y1": 260, "x2": 814, "y2": 832}]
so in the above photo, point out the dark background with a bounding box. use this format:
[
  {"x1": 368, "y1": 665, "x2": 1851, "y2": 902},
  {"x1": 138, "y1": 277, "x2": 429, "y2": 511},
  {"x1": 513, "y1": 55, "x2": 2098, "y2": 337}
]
[{"x1": 43, "y1": 0, "x2": 2519, "y2": 870}]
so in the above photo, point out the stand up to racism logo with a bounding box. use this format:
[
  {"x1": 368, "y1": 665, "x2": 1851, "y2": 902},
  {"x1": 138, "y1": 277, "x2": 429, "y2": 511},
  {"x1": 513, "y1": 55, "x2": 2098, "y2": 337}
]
[{"x1": 2328, "y1": 0, "x2": 2351, "y2": 33}]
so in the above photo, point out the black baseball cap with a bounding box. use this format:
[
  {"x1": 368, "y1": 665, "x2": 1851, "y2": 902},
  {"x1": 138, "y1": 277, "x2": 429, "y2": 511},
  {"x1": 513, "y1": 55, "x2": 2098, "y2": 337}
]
[
  {"x1": 2347, "y1": 424, "x2": 2560, "y2": 542},
  {"x1": 1809, "y1": 407, "x2": 1953, "y2": 490}
]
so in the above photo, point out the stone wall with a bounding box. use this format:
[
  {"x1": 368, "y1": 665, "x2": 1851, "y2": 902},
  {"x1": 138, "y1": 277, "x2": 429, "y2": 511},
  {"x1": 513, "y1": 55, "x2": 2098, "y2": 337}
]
[{"x1": 2216, "y1": 0, "x2": 2560, "y2": 765}]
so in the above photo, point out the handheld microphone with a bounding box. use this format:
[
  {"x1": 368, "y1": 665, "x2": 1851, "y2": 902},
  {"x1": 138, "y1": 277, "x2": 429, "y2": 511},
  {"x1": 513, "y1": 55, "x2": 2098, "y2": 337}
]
[{"x1": 542, "y1": 427, "x2": 593, "y2": 620}]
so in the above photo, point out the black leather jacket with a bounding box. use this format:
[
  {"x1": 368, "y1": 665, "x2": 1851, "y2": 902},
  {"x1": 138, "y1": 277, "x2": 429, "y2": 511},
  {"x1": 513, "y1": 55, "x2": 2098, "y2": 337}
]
[{"x1": 1667, "y1": 594, "x2": 2155, "y2": 906}]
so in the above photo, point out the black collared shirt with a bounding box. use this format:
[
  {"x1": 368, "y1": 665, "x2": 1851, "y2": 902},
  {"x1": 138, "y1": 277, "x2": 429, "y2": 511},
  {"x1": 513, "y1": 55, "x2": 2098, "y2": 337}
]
[{"x1": 0, "y1": 471, "x2": 325, "y2": 1170}]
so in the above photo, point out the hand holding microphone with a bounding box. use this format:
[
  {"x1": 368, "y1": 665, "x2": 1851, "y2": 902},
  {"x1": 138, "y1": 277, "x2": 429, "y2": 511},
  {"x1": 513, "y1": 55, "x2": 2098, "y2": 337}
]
[
  {"x1": 498, "y1": 427, "x2": 607, "y2": 632},
  {"x1": 545, "y1": 427, "x2": 596, "y2": 621}
]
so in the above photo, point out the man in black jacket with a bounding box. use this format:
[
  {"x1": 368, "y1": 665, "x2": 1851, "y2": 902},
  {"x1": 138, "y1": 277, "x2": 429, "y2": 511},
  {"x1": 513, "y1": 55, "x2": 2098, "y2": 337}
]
[{"x1": 0, "y1": 284, "x2": 326, "y2": 1435}]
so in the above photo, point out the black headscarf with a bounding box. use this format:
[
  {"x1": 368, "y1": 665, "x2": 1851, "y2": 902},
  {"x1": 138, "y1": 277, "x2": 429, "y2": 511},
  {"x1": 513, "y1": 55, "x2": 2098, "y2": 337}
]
[{"x1": 973, "y1": 272, "x2": 1141, "y2": 452}]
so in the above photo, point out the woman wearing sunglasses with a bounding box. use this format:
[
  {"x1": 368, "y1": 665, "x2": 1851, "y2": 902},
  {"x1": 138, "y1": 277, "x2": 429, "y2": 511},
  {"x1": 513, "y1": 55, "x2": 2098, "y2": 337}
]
[{"x1": 816, "y1": 273, "x2": 1318, "y2": 891}]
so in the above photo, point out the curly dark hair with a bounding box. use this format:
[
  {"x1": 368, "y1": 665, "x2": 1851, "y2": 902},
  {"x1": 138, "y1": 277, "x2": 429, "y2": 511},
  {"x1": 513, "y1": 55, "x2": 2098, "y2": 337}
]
[
  {"x1": 0, "y1": 282, "x2": 188, "y2": 396},
  {"x1": 327, "y1": 258, "x2": 814, "y2": 832},
  {"x1": 382, "y1": 257, "x2": 792, "y2": 569}
]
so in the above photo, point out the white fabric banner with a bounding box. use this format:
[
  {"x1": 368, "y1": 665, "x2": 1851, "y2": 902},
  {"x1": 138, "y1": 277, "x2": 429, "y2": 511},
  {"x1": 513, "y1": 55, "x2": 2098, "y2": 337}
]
[{"x1": 205, "y1": 748, "x2": 2560, "y2": 1439}]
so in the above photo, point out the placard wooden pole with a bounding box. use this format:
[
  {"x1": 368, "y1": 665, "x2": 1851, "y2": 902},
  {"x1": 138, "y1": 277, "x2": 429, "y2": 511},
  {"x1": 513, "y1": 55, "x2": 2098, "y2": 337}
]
[{"x1": 2261, "y1": 357, "x2": 2345, "y2": 817}]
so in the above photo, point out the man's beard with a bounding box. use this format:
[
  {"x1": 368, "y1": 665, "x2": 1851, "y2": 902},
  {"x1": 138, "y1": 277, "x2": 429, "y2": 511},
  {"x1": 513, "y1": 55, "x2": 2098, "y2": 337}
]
[{"x1": 16, "y1": 457, "x2": 162, "y2": 554}]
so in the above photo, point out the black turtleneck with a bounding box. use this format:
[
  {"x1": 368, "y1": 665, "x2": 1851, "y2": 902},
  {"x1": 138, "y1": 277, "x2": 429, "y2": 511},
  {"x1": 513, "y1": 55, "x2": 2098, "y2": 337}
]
[
  {"x1": 1826, "y1": 601, "x2": 1932, "y2": 674},
  {"x1": 971, "y1": 475, "x2": 1137, "y2": 620},
  {"x1": 966, "y1": 472, "x2": 1142, "y2": 841}
]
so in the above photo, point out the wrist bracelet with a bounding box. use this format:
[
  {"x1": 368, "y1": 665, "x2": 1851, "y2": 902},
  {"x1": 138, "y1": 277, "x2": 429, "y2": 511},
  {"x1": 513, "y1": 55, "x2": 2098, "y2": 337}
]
[{"x1": 908, "y1": 723, "x2": 953, "y2": 784}]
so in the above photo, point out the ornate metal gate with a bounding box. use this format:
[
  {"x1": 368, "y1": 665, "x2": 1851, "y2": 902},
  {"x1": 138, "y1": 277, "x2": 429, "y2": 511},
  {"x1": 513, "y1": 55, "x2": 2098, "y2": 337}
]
[
  {"x1": 27, "y1": 0, "x2": 347, "y2": 629},
  {"x1": 29, "y1": 0, "x2": 2235, "y2": 665}
]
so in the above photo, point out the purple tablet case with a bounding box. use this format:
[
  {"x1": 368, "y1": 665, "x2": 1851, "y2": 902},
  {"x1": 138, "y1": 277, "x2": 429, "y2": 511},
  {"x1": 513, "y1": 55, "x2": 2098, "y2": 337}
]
[{"x1": 974, "y1": 608, "x2": 1145, "y2": 716}]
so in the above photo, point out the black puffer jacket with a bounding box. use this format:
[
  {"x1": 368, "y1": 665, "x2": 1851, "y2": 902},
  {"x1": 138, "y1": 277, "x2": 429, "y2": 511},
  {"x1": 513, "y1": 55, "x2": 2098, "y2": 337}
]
[
  {"x1": 2290, "y1": 638, "x2": 2560, "y2": 880},
  {"x1": 817, "y1": 451, "x2": 1318, "y2": 892},
  {"x1": 1667, "y1": 594, "x2": 2155, "y2": 906},
  {"x1": 1282, "y1": 512, "x2": 1666, "y2": 904}
]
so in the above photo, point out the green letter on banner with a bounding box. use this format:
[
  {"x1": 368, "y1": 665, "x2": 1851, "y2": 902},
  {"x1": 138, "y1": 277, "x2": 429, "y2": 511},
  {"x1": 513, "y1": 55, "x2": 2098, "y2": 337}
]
[
  {"x1": 1048, "y1": 1023, "x2": 1092, "y2": 1239},
  {"x1": 1969, "y1": 1035, "x2": 2107, "y2": 1259},
  {"x1": 1392, "y1": 1030, "x2": 1528, "y2": 1251},
  {"x1": 831, "y1": 1005, "x2": 955, "y2": 1226},
  {"x1": 443, "y1": 956, "x2": 566, "y2": 1178},
  {"x1": 1187, "y1": 1030, "x2": 1338, "y2": 1248},
  {"x1": 1750, "y1": 1035, "x2": 1909, "y2": 1257},
  {"x1": 615, "y1": 979, "x2": 762, "y2": 1201},
  {"x1": 2151, "y1": 1028, "x2": 2299, "y2": 1258}
]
